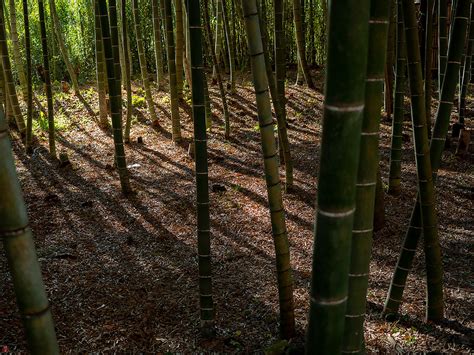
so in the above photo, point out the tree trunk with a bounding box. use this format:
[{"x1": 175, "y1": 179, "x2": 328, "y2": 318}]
[
  {"x1": 186, "y1": 0, "x2": 215, "y2": 333},
  {"x1": 132, "y1": 0, "x2": 158, "y2": 123},
  {"x1": 152, "y1": 0, "x2": 164, "y2": 88},
  {"x1": 388, "y1": 0, "x2": 406, "y2": 196},
  {"x1": 242, "y1": 0, "x2": 295, "y2": 339},
  {"x1": 164, "y1": 0, "x2": 182, "y2": 141},
  {"x1": 384, "y1": 0, "x2": 470, "y2": 322},
  {"x1": 94, "y1": 0, "x2": 109, "y2": 127},
  {"x1": 306, "y1": 0, "x2": 370, "y2": 352},
  {"x1": 0, "y1": 111, "x2": 59, "y2": 354},
  {"x1": 343, "y1": 3, "x2": 390, "y2": 352},
  {"x1": 0, "y1": 4, "x2": 25, "y2": 136},
  {"x1": 98, "y1": 0, "x2": 132, "y2": 195},
  {"x1": 49, "y1": 0, "x2": 82, "y2": 98},
  {"x1": 293, "y1": 0, "x2": 315, "y2": 89},
  {"x1": 23, "y1": 0, "x2": 33, "y2": 152}
]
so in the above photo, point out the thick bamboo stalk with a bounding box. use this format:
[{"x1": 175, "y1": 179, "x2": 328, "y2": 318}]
[
  {"x1": 98, "y1": 0, "x2": 132, "y2": 195},
  {"x1": 164, "y1": 0, "x2": 182, "y2": 141},
  {"x1": 258, "y1": 0, "x2": 293, "y2": 190},
  {"x1": 388, "y1": 0, "x2": 407, "y2": 196},
  {"x1": 343, "y1": 2, "x2": 390, "y2": 352},
  {"x1": 458, "y1": 6, "x2": 474, "y2": 126},
  {"x1": 241, "y1": 0, "x2": 295, "y2": 340},
  {"x1": 48, "y1": 0, "x2": 82, "y2": 98},
  {"x1": 0, "y1": 3, "x2": 25, "y2": 136},
  {"x1": 94, "y1": 0, "x2": 109, "y2": 127},
  {"x1": 23, "y1": 0, "x2": 33, "y2": 152},
  {"x1": 7, "y1": 0, "x2": 27, "y2": 101},
  {"x1": 306, "y1": 0, "x2": 370, "y2": 352},
  {"x1": 132, "y1": 0, "x2": 159, "y2": 123},
  {"x1": 293, "y1": 0, "x2": 315, "y2": 89},
  {"x1": 187, "y1": 0, "x2": 214, "y2": 332},
  {"x1": 221, "y1": 0, "x2": 236, "y2": 93},
  {"x1": 400, "y1": 0, "x2": 443, "y2": 321},
  {"x1": 439, "y1": 0, "x2": 448, "y2": 98},
  {"x1": 121, "y1": 0, "x2": 133, "y2": 142},
  {"x1": 424, "y1": 0, "x2": 435, "y2": 135},
  {"x1": 175, "y1": 0, "x2": 184, "y2": 98},
  {"x1": 38, "y1": 0, "x2": 56, "y2": 158},
  {"x1": 384, "y1": 0, "x2": 470, "y2": 321},
  {"x1": 203, "y1": 0, "x2": 230, "y2": 139},
  {"x1": 0, "y1": 111, "x2": 59, "y2": 354},
  {"x1": 152, "y1": 0, "x2": 164, "y2": 88}
]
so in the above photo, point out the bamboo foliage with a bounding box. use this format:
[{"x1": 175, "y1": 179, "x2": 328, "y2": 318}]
[
  {"x1": 0, "y1": 111, "x2": 59, "y2": 354},
  {"x1": 306, "y1": 0, "x2": 370, "y2": 352},
  {"x1": 343, "y1": 1, "x2": 390, "y2": 352},
  {"x1": 38, "y1": 0, "x2": 56, "y2": 158},
  {"x1": 241, "y1": 0, "x2": 295, "y2": 339},
  {"x1": 186, "y1": 0, "x2": 215, "y2": 331},
  {"x1": 384, "y1": 0, "x2": 470, "y2": 322},
  {"x1": 388, "y1": 0, "x2": 406, "y2": 196},
  {"x1": 0, "y1": 2, "x2": 25, "y2": 136}
]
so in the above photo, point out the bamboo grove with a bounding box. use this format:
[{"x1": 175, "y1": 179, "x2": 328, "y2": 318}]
[{"x1": 0, "y1": 0, "x2": 471, "y2": 352}]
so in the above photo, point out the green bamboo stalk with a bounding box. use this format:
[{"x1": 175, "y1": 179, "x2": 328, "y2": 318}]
[
  {"x1": 384, "y1": 0, "x2": 470, "y2": 322},
  {"x1": 258, "y1": 0, "x2": 293, "y2": 191},
  {"x1": 164, "y1": 0, "x2": 182, "y2": 141},
  {"x1": 343, "y1": 2, "x2": 390, "y2": 353},
  {"x1": 424, "y1": 0, "x2": 435, "y2": 136},
  {"x1": 132, "y1": 0, "x2": 159, "y2": 123},
  {"x1": 0, "y1": 2, "x2": 25, "y2": 136},
  {"x1": 152, "y1": 0, "x2": 164, "y2": 88},
  {"x1": 458, "y1": 6, "x2": 474, "y2": 126},
  {"x1": 98, "y1": 0, "x2": 132, "y2": 195},
  {"x1": 438, "y1": 0, "x2": 448, "y2": 97},
  {"x1": 400, "y1": 0, "x2": 443, "y2": 321},
  {"x1": 175, "y1": 0, "x2": 184, "y2": 98},
  {"x1": 0, "y1": 110, "x2": 59, "y2": 354},
  {"x1": 94, "y1": 0, "x2": 109, "y2": 127},
  {"x1": 203, "y1": 0, "x2": 230, "y2": 139},
  {"x1": 241, "y1": 0, "x2": 295, "y2": 339},
  {"x1": 273, "y1": 0, "x2": 293, "y2": 190},
  {"x1": 293, "y1": 0, "x2": 315, "y2": 89},
  {"x1": 186, "y1": 0, "x2": 214, "y2": 332},
  {"x1": 48, "y1": 0, "x2": 83, "y2": 98},
  {"x1": 388, "y1": 0, "x2": 406, "y2": 196},
  {"x1": 23, "y1": 0, "x2": 33, "y2": 153},
  {"x1": 38, "y1": 0, "x2": 56, "y2": 158},
  {"x1": 221, "y1": 0, "x2": 236, "y2": 93},
  {"x1": 306, "y1": 0, "x2": 370, "y2": 352},
  {"x1": 121, "y1": 0, "x2": 133, "y2": 143},
  {"x1": 7, "y1": 0, "x2": 27, "y2": 101}
]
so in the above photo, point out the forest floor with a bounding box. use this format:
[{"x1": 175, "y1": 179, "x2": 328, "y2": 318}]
[{"x1": 0, "y1": 69, "x2": 473, "y2": 353}]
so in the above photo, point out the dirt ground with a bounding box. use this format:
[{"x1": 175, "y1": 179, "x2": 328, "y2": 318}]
[{"x1": 0, "y1": 70, "x2": 473, "y2": 352}]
